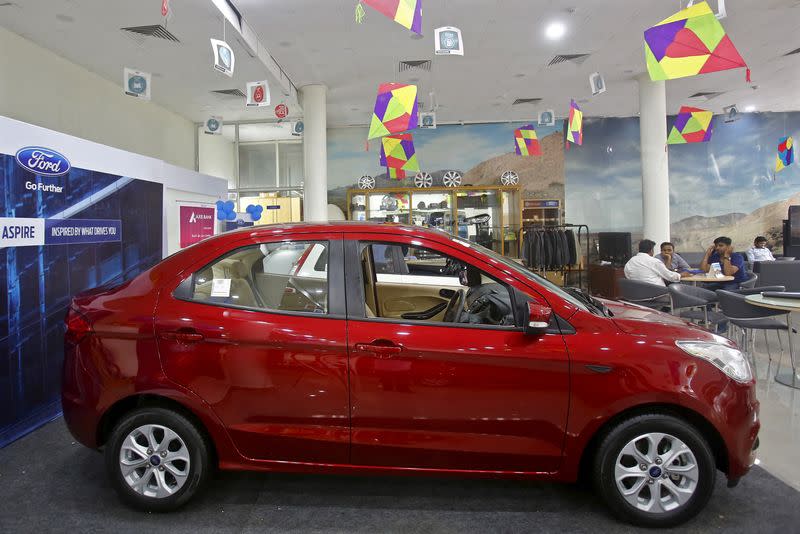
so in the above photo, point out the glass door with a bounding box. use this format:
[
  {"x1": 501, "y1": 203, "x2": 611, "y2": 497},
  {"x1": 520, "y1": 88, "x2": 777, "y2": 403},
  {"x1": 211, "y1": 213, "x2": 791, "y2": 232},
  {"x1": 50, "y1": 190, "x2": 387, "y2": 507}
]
[{"x1": 455, "y1": 189, "x2": 502, "y2": 254}]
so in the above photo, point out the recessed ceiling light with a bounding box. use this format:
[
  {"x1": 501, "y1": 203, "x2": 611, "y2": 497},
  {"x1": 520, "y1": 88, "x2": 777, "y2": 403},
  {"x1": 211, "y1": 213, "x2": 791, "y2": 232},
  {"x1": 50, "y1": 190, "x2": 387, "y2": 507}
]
[
  {"x1": 744, "y1": 105, "x2": 756, "y2": 112},
  {"x1": 545, "y1": 22, "x2": 566, "y2": 40},
  {"x1": 514, "y1": 73, "x2": 526, "y2": 78},
  {"x1": 55, "y1": 14, "x2": 74, "y2": 23}
]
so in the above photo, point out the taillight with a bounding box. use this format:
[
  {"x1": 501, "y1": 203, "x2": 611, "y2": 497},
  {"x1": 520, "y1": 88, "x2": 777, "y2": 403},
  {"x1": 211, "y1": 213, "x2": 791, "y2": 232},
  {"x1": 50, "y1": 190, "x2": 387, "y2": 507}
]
[{"x1": 65, "y1": 307, "x2": 92, "y2": 346}]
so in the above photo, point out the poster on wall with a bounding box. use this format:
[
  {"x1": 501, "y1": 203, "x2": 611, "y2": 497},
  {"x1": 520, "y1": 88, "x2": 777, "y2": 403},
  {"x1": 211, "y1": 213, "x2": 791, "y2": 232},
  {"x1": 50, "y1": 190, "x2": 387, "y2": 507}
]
[
  {"x1": 246, "y1": 80, "x2": 270, "y2": 107},
  {"x1": 179, "y1": 205, "x2": 215, "y2": 248},
  {"x1": 1, "y1": 146, "x2": 163, "y2": 446},
  {"x1": 123, "y1": 68, "x2": 151, "y2": 101},
  {"x1": 210, "y1": 38, "x2": 235, "y2": 77}
]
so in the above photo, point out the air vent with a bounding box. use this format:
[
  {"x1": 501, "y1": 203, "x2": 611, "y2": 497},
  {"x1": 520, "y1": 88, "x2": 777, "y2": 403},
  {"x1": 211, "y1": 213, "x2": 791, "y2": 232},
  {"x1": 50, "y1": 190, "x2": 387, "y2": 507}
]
[
  {"x1": 211, "y1": 89, "x2": 246, "y2": 98},
  {"x1": 120, "y1": 24, "x2": 180, "y2": 43},
  {"x1": 547, "y1": 53, "x2": 590, "y2": 66},
  {"x1": 399, "y1": 60, "x2": 432, "y2": 72},
  {"x1": 689, "y1": 91, "x2": 724, "y2": 99},
  {"x1": 784, "y1": 47, "x2": 800, "y2": 56},
  {"x1": 512, "y1": 98, "x2": 542, "y2": 106}
]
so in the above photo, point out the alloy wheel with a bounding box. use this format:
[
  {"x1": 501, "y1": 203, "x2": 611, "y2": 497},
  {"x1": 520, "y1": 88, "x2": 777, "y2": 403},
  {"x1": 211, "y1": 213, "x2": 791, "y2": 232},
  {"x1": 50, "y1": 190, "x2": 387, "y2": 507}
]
[
  {"x1": 119, "y1": 424, "x2": 191, "y2": 499},
  {"x1": 614, "y1": 432, "x2": 699, "y2": 514}
]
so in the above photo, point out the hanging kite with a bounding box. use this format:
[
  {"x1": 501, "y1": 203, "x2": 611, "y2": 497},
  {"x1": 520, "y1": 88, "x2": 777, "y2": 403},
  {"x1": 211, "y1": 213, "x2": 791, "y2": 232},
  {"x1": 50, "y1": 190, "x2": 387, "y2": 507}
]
[
  {"x1": 567, "y1": 100, "x2": 583, "y2": 145},
  {"x1": 380, "y1": 133, "x2": 420, "y2": 179},
  {"x1": 776, "y1": 136, "x2": 794, "y2": 173},
  {"x1": 668, "y1": 106, "x2": 714, "y2": 144},
  {"x1": 360, "y1": 0, "x2": 423, "y2": 35},
  {"x1": 368, "y1": 83, "x2": 419, "y2": 140},
  {"x1": 514, "y1": 124, "x2": 542, "y2": 156},
  {"x1": 644, "y1": 1, "x2": 748, "y2": 81}
]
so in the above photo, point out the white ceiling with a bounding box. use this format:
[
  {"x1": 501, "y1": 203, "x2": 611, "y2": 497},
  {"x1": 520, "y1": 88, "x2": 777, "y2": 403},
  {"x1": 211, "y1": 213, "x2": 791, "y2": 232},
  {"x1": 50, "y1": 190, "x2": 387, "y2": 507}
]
[{"x1": 2, "y1": 0, "x2": 800, "y2": 127}]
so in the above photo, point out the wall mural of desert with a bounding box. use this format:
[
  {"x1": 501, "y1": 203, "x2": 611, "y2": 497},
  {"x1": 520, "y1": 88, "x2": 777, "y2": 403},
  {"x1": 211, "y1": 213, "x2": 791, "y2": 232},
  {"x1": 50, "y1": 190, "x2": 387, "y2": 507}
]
[
  {"x1": 565, "y1": 112, "x2": 800, "y2": 254},
  {"x1": 327, "y1": 121, "x2": 566, "y2": 215}
]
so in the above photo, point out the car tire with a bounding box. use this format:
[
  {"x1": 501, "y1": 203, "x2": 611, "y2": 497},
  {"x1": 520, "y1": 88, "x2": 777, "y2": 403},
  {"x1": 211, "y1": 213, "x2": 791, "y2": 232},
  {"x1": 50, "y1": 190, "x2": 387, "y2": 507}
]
[
  {"x1": 593, "y1": 413, "x2": 716, "y2": 528},
  {"x1": 105, "y1": 407, "x2": 210, "y2": 512}
]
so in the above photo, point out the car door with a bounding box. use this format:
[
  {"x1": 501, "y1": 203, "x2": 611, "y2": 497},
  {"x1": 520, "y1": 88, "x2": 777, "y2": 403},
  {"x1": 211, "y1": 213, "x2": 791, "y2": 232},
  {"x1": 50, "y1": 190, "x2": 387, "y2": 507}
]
[
  {"x1": 344, "y1": 234, "x2": 571, "y2": 473},
  {"x1": 154, "y1": 234, "x2": 350, "y2": 464}
]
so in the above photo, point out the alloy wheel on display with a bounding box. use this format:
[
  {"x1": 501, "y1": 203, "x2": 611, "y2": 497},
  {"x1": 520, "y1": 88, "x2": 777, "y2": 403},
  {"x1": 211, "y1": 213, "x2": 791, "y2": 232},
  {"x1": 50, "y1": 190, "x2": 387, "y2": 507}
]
[
  {"x1": 442, "y1": 171, "x2": 462, "y2": 187},
  {"x1": 358, "y1": 175, "x2": 375, "y2": 189},
  {"x1": 119, "y1": 424, "x2": 191, "y2": 499},
  {"x1": 614, "y1": 432, "x2": 699, "y2": 514},
  {"x1": 501, "y1": 170, "x2": 519, "y2": 186},
  {"x1": 414, "y1": 172, "x2": 433, "y2": 188}
]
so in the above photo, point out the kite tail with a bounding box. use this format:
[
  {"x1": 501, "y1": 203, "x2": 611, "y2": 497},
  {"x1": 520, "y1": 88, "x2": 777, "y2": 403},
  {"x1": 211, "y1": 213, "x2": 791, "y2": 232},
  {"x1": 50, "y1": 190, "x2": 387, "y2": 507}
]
[{"x1": 746, "y1": 68, "x2": 751, "y2": 83}]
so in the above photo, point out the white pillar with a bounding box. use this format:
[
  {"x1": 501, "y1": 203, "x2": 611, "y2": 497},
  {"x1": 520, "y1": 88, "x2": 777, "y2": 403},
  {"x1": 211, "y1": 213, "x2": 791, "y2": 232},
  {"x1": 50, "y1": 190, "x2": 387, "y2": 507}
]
[
  {"x1": 300, "y1": 84, "x2": 328, "y2": 221},
  {"x1": 637, "y1": 74, "x2": 670, "y2": 245}
]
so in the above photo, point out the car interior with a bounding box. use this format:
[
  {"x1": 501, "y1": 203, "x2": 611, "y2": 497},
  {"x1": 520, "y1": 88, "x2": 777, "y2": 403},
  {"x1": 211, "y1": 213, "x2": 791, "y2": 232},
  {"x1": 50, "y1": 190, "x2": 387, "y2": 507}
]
[
  {"x1": 359, "y1": 243, "x2": 516, "y2": 326},
  {"x1": 191, "y1": 242, "x2": 329, "y2": 313}
]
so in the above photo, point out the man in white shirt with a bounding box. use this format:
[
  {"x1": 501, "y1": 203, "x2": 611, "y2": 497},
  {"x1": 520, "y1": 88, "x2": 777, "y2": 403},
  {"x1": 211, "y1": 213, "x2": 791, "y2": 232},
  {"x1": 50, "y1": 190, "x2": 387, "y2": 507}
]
[
  {"x1": 746, "y1": 236, "x2": 775, "y2": 262},
  {"x1": 625, "y1": 239, "x2": 692, "y2": 286}
]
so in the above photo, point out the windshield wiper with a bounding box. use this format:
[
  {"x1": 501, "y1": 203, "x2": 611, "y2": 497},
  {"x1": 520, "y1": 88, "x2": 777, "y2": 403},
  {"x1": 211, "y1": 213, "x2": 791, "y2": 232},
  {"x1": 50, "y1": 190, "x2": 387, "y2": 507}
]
[{"x1": 565, "y1": 287, "x2": 612, "y2": 317}]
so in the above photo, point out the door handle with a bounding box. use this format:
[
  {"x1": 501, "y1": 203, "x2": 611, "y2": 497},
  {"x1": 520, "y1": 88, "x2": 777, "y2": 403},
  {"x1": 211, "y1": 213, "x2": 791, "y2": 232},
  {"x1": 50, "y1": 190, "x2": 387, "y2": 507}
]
[
  {"x1": 160, "y1": 330, "x2": 204, "y2": 344},
  {"x1": 354, "y1": 341, "x2": 404, "y2": 357}
]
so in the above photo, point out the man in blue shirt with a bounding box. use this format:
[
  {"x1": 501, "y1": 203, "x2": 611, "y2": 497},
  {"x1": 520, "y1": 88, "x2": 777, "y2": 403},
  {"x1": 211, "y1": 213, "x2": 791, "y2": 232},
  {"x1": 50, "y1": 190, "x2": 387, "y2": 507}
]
[{"x1": 699, "y1": 236, "x2": 747, "y2": 290}]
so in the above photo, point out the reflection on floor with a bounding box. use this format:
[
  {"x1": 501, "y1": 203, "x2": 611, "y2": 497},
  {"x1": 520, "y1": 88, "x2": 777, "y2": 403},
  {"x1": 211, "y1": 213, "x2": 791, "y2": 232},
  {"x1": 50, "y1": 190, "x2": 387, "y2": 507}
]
[{"x1": 742, "y1": 314, "x2": 800, "y2": 491}]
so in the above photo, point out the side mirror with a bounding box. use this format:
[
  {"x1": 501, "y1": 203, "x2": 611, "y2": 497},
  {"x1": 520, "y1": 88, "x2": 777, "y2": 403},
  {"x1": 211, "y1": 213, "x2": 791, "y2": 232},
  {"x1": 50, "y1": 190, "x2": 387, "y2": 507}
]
[{"x1": 524, "y1": 301, "x2": 552, "y2": 335}]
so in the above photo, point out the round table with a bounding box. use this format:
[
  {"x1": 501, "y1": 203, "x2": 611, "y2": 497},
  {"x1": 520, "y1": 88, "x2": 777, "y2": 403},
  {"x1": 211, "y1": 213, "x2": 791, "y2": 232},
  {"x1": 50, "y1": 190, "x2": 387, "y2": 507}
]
[
  {"x1": 680, "y1": 274, "x2": 734, "y2": 283},
  {"x1": 745, "y1": 293, "x2": 800, "y2": 389}
]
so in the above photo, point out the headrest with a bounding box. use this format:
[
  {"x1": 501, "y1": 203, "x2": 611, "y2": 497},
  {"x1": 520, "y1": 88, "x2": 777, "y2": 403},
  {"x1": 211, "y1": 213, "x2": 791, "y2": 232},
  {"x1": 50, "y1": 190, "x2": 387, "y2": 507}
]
[
  {"x1": 459, "y1": 265, "x2": 482, "y2": 287},
  {"x1": 228, "y1": 260, "x2": 250, "y2": 279}
]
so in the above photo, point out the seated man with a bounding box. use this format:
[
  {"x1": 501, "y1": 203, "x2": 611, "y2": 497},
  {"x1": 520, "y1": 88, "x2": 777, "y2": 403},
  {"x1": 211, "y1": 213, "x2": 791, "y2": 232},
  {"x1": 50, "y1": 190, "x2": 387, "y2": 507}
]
[
  {"x1": 624, "y1": 239, "x2": 691, "y2": 286},
  {"x1": 655, "y1": 241, "x2": 691, "y2": 272},
  {"x1": 746, "y1": 236, "x2": 775, "y2": 262},
  {"x1": 700, "y1": 236, "x2": 747, "y2": 290}
]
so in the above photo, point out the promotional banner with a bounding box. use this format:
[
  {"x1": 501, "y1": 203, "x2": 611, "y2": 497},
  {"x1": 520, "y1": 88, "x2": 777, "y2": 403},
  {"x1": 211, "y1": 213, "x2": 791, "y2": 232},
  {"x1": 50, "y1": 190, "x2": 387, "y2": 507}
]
[
  {"x1": 246, "y1": 80, "x2": 270, "y2": 107},
  {"x1": 0, "y1": 146, "x2": 163, "y2": 447},
  {"x1": 210, "y1": 38, "x2": 235, "y2": 77},
  {"x1": 123, "y1": 68, "x2": 151, "y2": 101},
  {"x1": 179, "y1": 206, "x2": 214, "y2": 248}
]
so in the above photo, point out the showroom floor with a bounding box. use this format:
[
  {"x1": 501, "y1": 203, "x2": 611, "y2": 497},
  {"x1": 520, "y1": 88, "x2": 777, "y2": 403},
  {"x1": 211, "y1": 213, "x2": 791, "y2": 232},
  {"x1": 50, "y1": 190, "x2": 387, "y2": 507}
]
[{"x1": 1, "y1": 330, "x2": 799, "y2": 533}]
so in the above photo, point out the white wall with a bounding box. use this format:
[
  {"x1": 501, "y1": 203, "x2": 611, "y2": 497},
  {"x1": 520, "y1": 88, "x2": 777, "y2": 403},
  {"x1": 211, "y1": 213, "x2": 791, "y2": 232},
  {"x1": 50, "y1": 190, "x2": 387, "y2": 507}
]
[
  {"x1": 0, "y1": 26, "x2": 196, "y2": 170},
  {"x1": 198, "y1": 129, "x2": 236, "y2": 188}
]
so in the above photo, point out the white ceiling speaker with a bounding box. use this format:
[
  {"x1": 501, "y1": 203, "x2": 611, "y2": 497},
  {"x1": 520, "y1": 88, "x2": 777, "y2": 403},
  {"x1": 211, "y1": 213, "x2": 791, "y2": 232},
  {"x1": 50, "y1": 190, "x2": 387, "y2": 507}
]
[
  {"x1": 414, "y1": 172, "x2": 433, "y2": 188},
  {"x1": 500, "y1": 171, "x2": 519, "y2": 186},
  {"x1": 589, "y1": 72, "x2": 606, "y2": 96},
  {"x1": 358, "y1": 175, "x2": 375, "y2": 189},
  {"x1": 442, "y1": 171, "x2": 462, "y2": 188}
]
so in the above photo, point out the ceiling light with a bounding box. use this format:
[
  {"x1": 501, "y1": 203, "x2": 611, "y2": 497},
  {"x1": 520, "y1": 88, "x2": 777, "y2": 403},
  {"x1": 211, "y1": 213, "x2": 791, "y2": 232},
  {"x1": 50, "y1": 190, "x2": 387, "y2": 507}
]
[
  {"x1": 744, "y1": 105, "x2": 756, "y2": 112},
  {"x1": 545, "y1": 22, "x2": 566, "y2": 40}
]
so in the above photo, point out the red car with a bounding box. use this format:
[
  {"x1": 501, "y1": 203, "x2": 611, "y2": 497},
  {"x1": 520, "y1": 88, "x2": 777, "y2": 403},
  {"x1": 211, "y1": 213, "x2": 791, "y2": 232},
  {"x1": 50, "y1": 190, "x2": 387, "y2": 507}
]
[{"x1": 62, "y1": 222, "x2": 759, "y2": 527}]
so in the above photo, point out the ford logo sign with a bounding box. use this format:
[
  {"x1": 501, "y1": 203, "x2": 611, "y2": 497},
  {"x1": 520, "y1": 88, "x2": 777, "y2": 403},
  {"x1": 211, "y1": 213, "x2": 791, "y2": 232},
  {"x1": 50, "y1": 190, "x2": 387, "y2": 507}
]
[
  {"x1": 15, "y1": 146, "x2": 71, "y2": 177},
  {"x1": 128, "y1": 75, "x2": 147, "y2": 94}
]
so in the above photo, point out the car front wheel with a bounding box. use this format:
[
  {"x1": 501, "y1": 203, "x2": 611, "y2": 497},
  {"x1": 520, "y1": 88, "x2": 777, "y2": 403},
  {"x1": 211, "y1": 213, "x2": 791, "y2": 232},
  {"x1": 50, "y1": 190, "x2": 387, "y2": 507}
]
[
  {"x1": 105, "y1": 407, "x2": 210, "y2": 512},
  {"x1": 593, "y1": 414, "x2": 716, "y2": 527}
]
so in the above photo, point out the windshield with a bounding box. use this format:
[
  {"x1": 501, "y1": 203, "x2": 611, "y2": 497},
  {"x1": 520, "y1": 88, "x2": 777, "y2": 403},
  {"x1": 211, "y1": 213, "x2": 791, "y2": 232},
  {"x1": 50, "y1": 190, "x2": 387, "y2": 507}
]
[{"x1": 448, "y1": 235, "x2": 590, "y2": 312}]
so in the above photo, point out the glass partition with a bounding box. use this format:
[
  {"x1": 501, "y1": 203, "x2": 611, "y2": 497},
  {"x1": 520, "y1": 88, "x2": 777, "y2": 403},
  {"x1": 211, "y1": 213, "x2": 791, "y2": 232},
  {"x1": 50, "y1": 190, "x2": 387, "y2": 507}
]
[{"x1": 455, "y1": 189, "x2": 502, "y2": 254}]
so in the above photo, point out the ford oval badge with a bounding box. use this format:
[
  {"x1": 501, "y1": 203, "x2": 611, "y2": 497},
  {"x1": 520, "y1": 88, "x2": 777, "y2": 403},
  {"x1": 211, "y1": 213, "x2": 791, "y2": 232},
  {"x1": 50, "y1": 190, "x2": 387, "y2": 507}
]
[{"x1": 15, "y1": 146, "x2": 71, "y2": 177}]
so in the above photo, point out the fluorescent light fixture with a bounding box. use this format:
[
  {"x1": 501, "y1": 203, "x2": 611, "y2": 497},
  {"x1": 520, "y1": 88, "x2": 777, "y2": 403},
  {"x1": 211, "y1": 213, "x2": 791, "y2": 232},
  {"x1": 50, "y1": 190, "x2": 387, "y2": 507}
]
[
  {"x1": 744, "y1": 105, "x2": 756, "y2": 112},
  {"x1": 211, "y1": 0, "x2": 242, "y2": 32},
  {"x1": 545, "y1": 22, "x2": 566, "y2": 40}
]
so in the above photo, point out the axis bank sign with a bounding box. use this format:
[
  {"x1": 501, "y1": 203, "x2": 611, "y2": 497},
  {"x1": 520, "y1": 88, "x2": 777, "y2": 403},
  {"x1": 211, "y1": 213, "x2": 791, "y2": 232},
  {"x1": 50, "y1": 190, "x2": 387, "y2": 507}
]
[{"x1": 15, "y1": 146, "x2": 71, "y2": 177}]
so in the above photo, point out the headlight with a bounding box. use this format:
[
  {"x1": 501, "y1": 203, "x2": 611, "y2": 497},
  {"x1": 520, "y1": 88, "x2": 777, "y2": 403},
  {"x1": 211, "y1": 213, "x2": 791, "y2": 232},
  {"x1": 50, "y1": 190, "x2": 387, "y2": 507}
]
[{"x1": 676, "y1": 341, "x2": 752, "y2": 383}]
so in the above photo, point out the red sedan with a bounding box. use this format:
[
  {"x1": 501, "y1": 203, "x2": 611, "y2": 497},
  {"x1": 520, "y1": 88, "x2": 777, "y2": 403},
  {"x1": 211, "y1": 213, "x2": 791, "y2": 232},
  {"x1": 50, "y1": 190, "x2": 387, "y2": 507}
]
[{"x1": 62, "y1": 222, "x2": 759, "y2": 527}]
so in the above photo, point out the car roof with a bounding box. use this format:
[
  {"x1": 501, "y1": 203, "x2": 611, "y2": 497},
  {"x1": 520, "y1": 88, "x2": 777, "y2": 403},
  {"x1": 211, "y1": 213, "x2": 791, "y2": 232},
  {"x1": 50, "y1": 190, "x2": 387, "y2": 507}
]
[{"x1": 213, "y1": 221, "x2": 457, "y2": 243}]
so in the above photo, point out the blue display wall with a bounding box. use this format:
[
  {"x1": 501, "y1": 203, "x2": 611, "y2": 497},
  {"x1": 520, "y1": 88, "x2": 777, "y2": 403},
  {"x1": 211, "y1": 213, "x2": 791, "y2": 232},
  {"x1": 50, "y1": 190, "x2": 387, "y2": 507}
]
[{"x1": 0, "y1": 151, "x2": 163, "y2": 446}]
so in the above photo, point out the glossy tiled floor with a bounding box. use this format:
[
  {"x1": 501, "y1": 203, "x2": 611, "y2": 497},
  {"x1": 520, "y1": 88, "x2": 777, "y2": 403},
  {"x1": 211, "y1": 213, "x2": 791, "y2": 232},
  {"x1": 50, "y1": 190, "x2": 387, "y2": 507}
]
[{"x1": 732, "y1": 315, "x2": 800, "y2": 491}]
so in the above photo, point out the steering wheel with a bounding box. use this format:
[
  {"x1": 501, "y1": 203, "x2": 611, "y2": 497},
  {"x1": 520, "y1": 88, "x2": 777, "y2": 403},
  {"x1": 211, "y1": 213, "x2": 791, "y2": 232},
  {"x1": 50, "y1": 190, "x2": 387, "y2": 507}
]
[
  {"x1": 467, "y1": 294, "x2": 492, "y2": 315},
  {"x1": 443, "y1": 289, "x2": 466, "y2": 323}
]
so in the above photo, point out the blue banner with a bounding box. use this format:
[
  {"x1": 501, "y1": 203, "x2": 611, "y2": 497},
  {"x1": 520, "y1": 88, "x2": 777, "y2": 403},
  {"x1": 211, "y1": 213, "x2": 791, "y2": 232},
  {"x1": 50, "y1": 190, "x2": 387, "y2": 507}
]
[{"x1": 44, "y1": 218, "x2": 122, "y2": 245}]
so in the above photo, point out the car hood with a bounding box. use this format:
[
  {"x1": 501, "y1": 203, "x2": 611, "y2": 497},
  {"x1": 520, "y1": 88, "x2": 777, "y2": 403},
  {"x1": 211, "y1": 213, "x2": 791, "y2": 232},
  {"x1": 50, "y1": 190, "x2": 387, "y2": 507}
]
[{"x1": 600, "y1": 298, "x2": 722, "y2": 342}]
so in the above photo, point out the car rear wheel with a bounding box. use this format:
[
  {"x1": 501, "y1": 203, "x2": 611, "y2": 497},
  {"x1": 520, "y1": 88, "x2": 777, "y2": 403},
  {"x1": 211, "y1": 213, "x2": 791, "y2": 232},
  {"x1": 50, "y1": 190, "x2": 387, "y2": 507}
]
[
  {"x1": 105, "y1": 407, "x2": 210, "y2": 512},
  {"x1": 593, "y1": 414, "x2": 716, "y2": 527}
]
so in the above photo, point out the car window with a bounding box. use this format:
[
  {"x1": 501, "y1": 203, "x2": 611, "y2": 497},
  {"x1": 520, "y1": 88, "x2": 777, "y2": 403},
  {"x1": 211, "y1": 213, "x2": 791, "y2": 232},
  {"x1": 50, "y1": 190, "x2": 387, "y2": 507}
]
[
  {"x1": 190, "y1": 241, "x2": 329, "y2": 314},
  {"x1": 360, "y1": 241, "x2": 516, "y2": 327}
]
